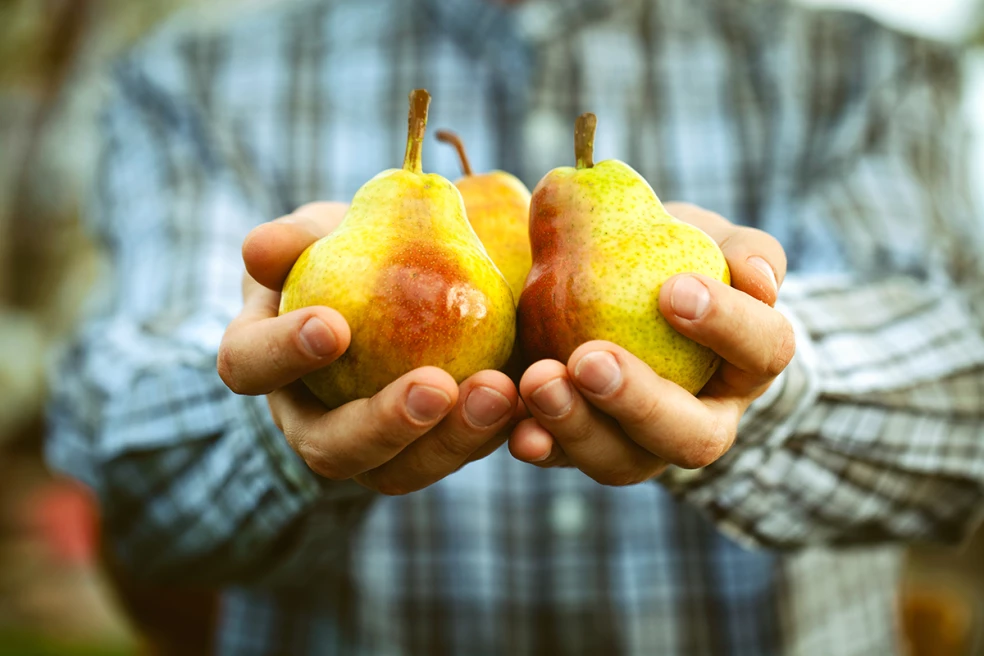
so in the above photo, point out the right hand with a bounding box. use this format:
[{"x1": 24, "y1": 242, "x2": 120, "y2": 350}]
[{"x1": 217, "y1": 202, "x2": 524, "y2": 495}]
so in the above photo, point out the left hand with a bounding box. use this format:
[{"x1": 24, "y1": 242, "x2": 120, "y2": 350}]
[{"x1": 508, "y1": 202, "x2": 796, "y2": 484}]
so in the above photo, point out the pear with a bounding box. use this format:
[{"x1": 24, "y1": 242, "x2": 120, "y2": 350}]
[
  {"x1": 435, "y1": 130, "x2": 532, "y2": 381},
  {"x1": 517, "y1": 113, "x2": 730, "y2": 395},
  {"x1": 434, "y1": 130, "x2": 532, "y2": 303},
  {"x1": 280, "y1": 90, "x2": 516, "y2": 409}
]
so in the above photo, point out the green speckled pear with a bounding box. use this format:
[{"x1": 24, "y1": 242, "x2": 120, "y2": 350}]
[
  {"x1": 279, "y1": 90, "x2": 515, "y2": 408},
  {"x1": 517, "y1": 113, "x2": 730, "y2": 395}
]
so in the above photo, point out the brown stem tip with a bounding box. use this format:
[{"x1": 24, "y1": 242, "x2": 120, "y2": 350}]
[
  {"x1": 403, "y1": 89, "x2": 431, "y2": 173},
  {"x1": 435, "y1": 130, "x2": 473, "y2": 176},
  {"x1": 574, "y1": 112, "x2": 597, "y2": 169}
]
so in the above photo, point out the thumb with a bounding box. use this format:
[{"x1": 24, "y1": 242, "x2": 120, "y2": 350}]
[{"x1": 243, "y1": 201, "x2": 349, "y2": 291}]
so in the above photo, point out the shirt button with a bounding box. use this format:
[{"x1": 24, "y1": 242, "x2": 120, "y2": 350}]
[{"x1": 550, "y1": 494, "x2": 588, "y2": 537}]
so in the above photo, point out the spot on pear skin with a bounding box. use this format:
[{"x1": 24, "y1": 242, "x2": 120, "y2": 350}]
[{"x1": 369, "y1": 242, "x2": 471, "y2": 354}]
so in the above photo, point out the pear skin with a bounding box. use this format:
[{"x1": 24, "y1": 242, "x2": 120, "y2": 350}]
[
  {"x1": 435, "y1": 130, "x2": 532, "y2": 303},
  {"x1": 518, "y1": 113, "x2": 730, "y2": 395},
  {"x1": 280, "y1": 90, "x2": 515, "y2": 408},
  {"x1": 435, "y1": 130, "x2": 532, "y2": 381}
]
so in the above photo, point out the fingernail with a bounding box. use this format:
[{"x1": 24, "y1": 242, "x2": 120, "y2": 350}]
[
  {"x1": 464, "y1": 386, "x2": 511, "y2": 428},
  {"x1": 531, "y1": 446, "x2": 554, "y2": 463},
  {"x1": 670, "y1": 276, "x2": 710, "y2": 320},
  {"x1": 747, "y1": 256, "x2": 777, "y2": 292},
  {"x1": 530, "y1": 378, "x2": 573, "y2": 418},
  {"x1": 574, "y1": 351, "x2": 622, "y2": 396},
  {"x1": 406, "y1": 385, "x2": 453, "y2": 423},
  {"x1": 299, "y1": 317, "x2": 337, "y2": 357}
]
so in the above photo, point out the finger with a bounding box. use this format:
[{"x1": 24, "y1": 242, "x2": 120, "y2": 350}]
[
  {"x1": 240, "y1": 271, "x2": 281, "y2": 311},
  {"x1": 665, "y1": 202, "x2": 786, "y2": 306},
  {"x1": 464, "y1": 397, "x2": 530, "y2": 464},
  {"x1": 218, "y1": 302, "x2": 351, "y2": 395},
  {"x1": 717, "y1": 228, "x2": 786, "y2": 306},
  {"x1": 357, "y1": 370, "x2": 519, "y2": 494},
  {"x1": 567, "y1": 341, "x2": 735, "y2": 469},
  {"x1": 518, "y1": 360, "x2": 665, "y2": 485},
  {"x1": 243, "y1": 202, "x2": 349, "y2": 291},
  {"x1": 664, "y1": 201, "x2": 734, "y2": 240},
  {"x1": 270, "y1": 366, "x2": 459, "y2": 480},
  {"x1": 660, "y1": 274, "x2": 796, "y2": 393},
  {"x1": 508, "y1": 418, "x2": 573, "y2": 468}
]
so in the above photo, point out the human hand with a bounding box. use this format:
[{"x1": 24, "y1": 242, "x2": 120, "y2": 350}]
[
  {"x1": 508, "y1": 202, "x2": 795, "y2": 484},
  {"x1": 218, "y1": 202, "x2": 523, "y2": 495}
]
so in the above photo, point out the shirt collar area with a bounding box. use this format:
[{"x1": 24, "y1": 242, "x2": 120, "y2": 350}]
[
  {"x1": 422, "y1": 1, "x2": 790, "y2": 48},
  {"x1": 419, "y1": 0, "x2": 618, "y2": 49}
]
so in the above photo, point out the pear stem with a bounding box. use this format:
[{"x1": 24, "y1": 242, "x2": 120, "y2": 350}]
[
  {"x1": 574, "y1": 112, "x2": 597, "y2": 169},
  {"x1": 434, "y1": 130, "x2": 473, "y2": 176},
  {"x1": 403, "y1": 89, "x2": 431, "y2": 173}
]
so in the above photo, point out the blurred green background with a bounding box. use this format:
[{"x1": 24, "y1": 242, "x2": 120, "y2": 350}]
[{"x1": 1, "y1": 1, "x2": 983, "y2": 654}]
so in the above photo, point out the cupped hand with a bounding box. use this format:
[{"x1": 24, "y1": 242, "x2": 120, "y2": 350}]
[
  {"x1": 218, "y1": 202, "x2": 523, "y2": 496},
  {"x1": 508, "y1": 202, "x2": 795, "y2": 484}
]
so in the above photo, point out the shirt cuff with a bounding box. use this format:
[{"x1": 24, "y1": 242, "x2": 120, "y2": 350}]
[{"x1": 660, "y1": 299, "x2": 821, "y2": 492}]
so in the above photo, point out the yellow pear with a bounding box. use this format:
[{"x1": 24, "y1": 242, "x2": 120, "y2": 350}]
[
  {"x1": 280, "y1": 90, "x2": 515, "y2": 408},
  {"x1": 517, "y1": 113, "x2": 730, "y2": 395},
  {"x1": 435, "y1": 130, "x2": 532, "y2": 303}
]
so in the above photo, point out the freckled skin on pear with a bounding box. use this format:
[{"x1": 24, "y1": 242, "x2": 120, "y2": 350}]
[
  {"x1": 436, "y1": 130, "x2": 533, "y2": 380},
  {"x1": 279, "y1": 90, "x2": 515, "y2": 409},
  {"x1": 517, "y1": 113, "x2": 730, "y2": 396}
]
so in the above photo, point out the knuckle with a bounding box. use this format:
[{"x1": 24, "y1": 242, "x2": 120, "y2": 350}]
[
  {"x1": 679, "y1": 429, "x2": 729, "y2": 470},
  {"x1": 679, "y1": 417, "x2": 736, "y2": 470},
  {"x1": 302, "y1": 449, "x2": 345, "y2": 480},
  {"x1": 367, "y1": 421, "x2": 413, "y2": 453},
  {"x1": 289, "y1": 426, "x2": 344, "y2": 480},
  {"x1": 737, "y1": 228, "x2": 787, "y2": 277},
  {"x1": 765, "y1": 320, "x2": 797, "y2": 378},
  {"x1": 677, "y1": 439, "x2": 720, "y2": 469},
  {"x1": 262, "y1": 328, "x2": 295, "y2": 372},
  {"x1": 363, "y1": 398, "x2": 419, "y2": 453},
  {"x1": 746, "y1": 226, "x2": 782, "y2": 251},
  {"x1": 424, "y1": 428, "x2": 473, "y2": 465},
  {"x1": 558, "y1": 414, "x2": 596, "y2": 447},
  {"x1": 216, "y1": 342, "x2": 245, "y2": 393},
  {"x1": 628, "y1": 392, "x2": 665, "y2": 431}
]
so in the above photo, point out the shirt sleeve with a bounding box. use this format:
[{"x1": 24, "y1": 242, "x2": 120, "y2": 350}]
[
  {"x1": 45, "y1": 45, "x2": 375, "y2": 587},
  {"x1": 662, "y1": 35, "x2": 984, "y2": 548}
]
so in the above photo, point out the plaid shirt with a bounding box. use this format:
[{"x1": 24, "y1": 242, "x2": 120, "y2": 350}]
[{"x1": 47, "y1": 0, "x2": 984, "y2": 653}]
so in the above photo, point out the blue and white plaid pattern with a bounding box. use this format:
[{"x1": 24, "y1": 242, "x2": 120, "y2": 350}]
[{"x1": 47, "y1": 0, "x2": 984, "y2": 653}]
